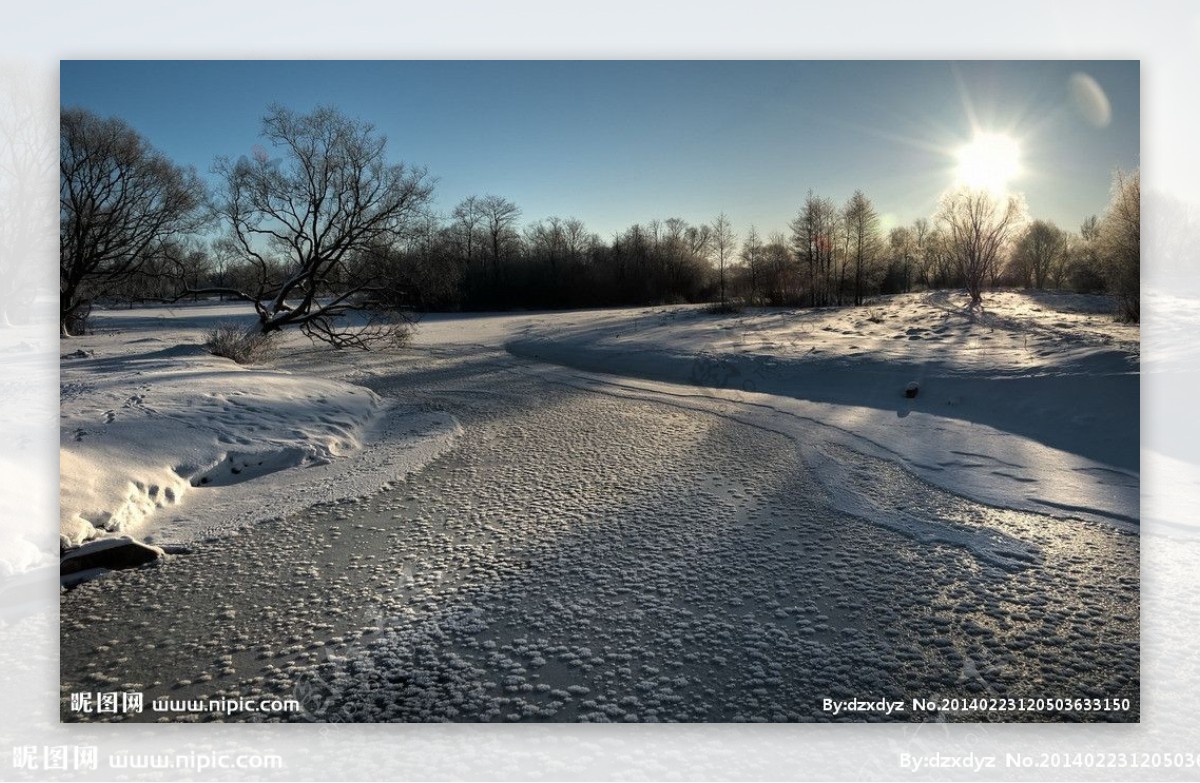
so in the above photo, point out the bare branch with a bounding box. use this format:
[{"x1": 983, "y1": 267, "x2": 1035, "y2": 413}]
[
  {"x1": 60, "y1": 108, "x2": 207, "y2": 334},
  {"x1": 213, "y1": 105, "x2": 435, "y2": 348}
]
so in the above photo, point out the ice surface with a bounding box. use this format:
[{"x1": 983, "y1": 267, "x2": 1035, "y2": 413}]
[{"x1": 495, "y1": 290, "x2": 1138, "y2": 530}]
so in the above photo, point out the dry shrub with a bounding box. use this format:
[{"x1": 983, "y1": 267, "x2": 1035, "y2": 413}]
[{"x1": 204, "y1": 322, "x2": 275, "y2": 364}]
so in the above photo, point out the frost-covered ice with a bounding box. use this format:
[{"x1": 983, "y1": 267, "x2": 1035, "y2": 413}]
[{"x1": 504, "y1": 290, "x2": 1138, "y2": 530}]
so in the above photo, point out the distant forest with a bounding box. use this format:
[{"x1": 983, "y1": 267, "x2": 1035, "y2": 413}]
[{"x1": 61, "y1": 105, "x2": 1140, "y2": 345}]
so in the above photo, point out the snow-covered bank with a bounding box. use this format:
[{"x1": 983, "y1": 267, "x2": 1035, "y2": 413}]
[
  {"x1": 59, "y1": 304, "x2": 461, "y2": 550},
  {"x1": 503, "y1": 290, "x2": 1138, "y2": 530},
  {"x1": 56, "y1": 290, "x2": 1137, "y2": 562}
]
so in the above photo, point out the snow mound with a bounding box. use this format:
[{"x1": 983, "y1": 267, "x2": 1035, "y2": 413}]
[
  {"x1": 59, "y1": 301, "x2": 468, "y2": 550},
  {"x1": 59, "y1": 348, "x2": 381, "y2": 545}
]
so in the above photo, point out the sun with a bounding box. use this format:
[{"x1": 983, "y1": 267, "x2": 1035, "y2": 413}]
[{"x1": 955, "y1": 132, "x2": 1021, "y2": 193}]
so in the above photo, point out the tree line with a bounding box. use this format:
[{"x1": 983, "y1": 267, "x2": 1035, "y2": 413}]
[{"x1": 60, "y1": 104, "x2": 1141, "y2": 345}]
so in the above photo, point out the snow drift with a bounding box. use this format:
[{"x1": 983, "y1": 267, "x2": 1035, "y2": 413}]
[{"x1": 59, "y1": 305, "x2": 461, "y2": 551}]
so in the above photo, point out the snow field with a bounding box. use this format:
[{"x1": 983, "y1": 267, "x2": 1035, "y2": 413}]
[{"x1": 59, "y1": 305, "x2": 461, "y2": 551}]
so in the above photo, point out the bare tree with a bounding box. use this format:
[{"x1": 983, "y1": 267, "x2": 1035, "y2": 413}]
[
  {"x1": 525, "y1": 216, "x2": 566, "y2": 270},
  {"x1": 176, "y1": 243, "x2": 213, "y2": 300},
  {"x1": 1062, "y1": 216, "x2": 1106, "y2": 293},
  {"x1": 843, "y1": 190, "x2": 881, "y2": 305},
  {"x1": 350, "y1": 228, "x2": 461, "y2": 313},
  {"x1": 912, "y1": 217, "x2": 929, "y2": 246},
  {"x1": 711, "y1": 212, "x2": 737, "y2": 307},
  {"x1": 661, "y1": 218, "x2": 687, "y2": 294},
  {"x1": 60, "y1": 107, "x2": 205, "y2": 336},
  {"x1": 912, "y1": 220, "x2": 930, "y2": 287},
  {"x1": 405, "y1": 211, "x2": 462, "y2": 309},
  {"x1": 208, "y1": 105, "x2": 434, "y2": 348},
  {"x1": 760, "y1": 232, "x2": 794, "y2": 305},
  {"x1": 1097, "y1": 169, "x2": 1140, "y2": 321},
  {"x1": 887, "y1": 226, "x2": 916, "y2": 293},
  {"x1": 1010, "y1": 220, "x2": 1066, "y2": 289},
  {"x1": 936, "y1": 186, "x2": 1026, "y2": 305},
  {"x1": 910, "y1": 218, "x2": 937, "y2": 288},
  {"x1": 928, "y1": 227, "x2": 958, "y2": 289},
  {"x1": 791, "y1": 192, "x2": 838, "y2": 307},
  {"x1": 740, "y1": 225, "x2": 764, "y2": 304},
  {"x1": 686, "y1": 223, "x2": 713, "y2": 257},
  {"x1": 561, "y1": 218, "x2": 591, "y2": 265},
  {"x1": 1048, "y1": 232, "x2": 1078, "y2": 290},
  {"x1": 681, "y1": 222, "x2": 713, "y2": 299},
  {"x1": 479, "y1": 194, "x2": 521, "y2": 282},
  {"x1": 450, "y1": 195, "x2": 484, "y2": 267},
  {"x1": 208, "y1": 237, "x2": 241, "y2": 301},
  {"x1": 121, "y1": 239, "x2": 211, "y2": 304}
]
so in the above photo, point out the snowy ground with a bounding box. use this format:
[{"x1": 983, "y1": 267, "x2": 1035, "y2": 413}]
[
  {"x1": 59, "y1": 291, "x2": 1139, "y2": 723},
  {"x1": 58, "y1": 304, "x2": 461, "y2": 549}
]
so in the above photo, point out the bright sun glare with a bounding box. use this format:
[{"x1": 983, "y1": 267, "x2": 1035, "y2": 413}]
[{"x1": 955, "y1": 132, "x2": 1021, "y2": 193}]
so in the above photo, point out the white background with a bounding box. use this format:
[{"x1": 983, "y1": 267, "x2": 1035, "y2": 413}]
[{"x1": 2, "y1": 1, "x2": 1198, "y2": 779}]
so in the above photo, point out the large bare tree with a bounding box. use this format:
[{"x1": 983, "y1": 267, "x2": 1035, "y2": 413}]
[
  {"x1": 60, "y1": 107, "x2": 205, "y2": 336},
  {"x1": 208, "y1": 105, "x2": 434, "y2": 347},
  {"x1": 937, "y1": 187, "x2": 1026, "y2": 305}
]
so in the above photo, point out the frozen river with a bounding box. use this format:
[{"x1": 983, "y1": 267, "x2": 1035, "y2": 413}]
[{"x1": 60, "y1": 339, "x2": 1139, "y2": 723}]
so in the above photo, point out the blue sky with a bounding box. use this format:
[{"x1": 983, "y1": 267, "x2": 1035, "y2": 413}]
[{"x1": 60, "y1": 60, "x2": 1139, "y2": 241}]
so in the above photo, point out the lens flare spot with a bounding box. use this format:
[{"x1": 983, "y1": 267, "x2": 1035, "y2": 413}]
[{"x1": 1068, "y1": 72, "x2": 1112, "y2": 128}]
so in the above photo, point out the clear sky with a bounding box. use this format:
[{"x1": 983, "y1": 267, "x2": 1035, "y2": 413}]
[{"x1": 60, "y1": 60, "x2": 1139, "y2": 241}]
